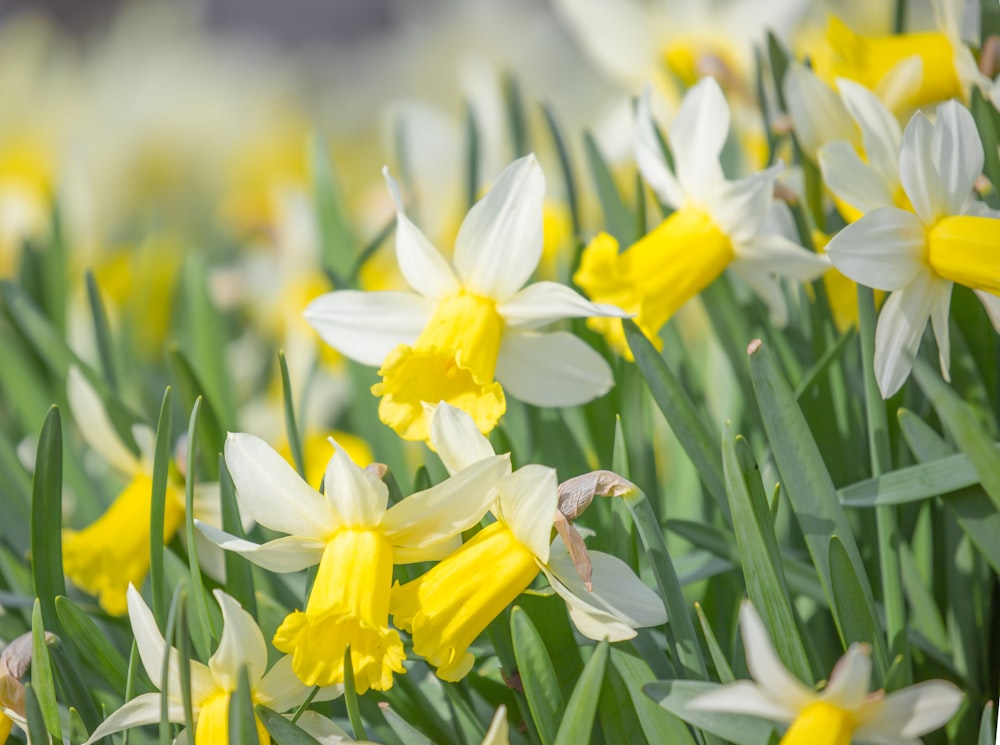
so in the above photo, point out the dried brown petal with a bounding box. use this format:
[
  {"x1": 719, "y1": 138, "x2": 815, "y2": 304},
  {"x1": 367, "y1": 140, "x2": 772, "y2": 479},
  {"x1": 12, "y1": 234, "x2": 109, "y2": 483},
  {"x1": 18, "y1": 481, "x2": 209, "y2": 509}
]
[
  {"x1": 557, "y1": 470, "x2": 636, "y2": 520},
  {"x1": 553, "y1": 510, "x2": 593, "y2": 591}
]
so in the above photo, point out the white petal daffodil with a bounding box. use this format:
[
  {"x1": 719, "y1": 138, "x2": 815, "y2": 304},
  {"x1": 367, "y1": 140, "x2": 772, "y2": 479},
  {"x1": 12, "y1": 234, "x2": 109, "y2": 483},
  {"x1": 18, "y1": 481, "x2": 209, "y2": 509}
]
[
  {"x1": 197, "y1": 420, "x2": 511, "y2": 693},
  {"x1": 689, "y1": 602, "x2": 963, "y2": 745},
  {"x1": 810, "y1": 0, "x2": 985, "y2": 115},
  {"x1": 84, "y1": 586, "x2": 349, "y2": 745},
  {"x1": 825, "y1": 100, "x2": 1000, "y2": 398},
  {"x1": 389, "y1": 403, "x2": 667, "y2": 682},
  {"x1": 62, "y1": 367, "x2": 226, "y2": 616},
  {"x1": 575, "y1": 78, "x2": 828, "y2": 356},
  {"x1": 304, "y1": 154, "x2": 626, "y2": 443}
]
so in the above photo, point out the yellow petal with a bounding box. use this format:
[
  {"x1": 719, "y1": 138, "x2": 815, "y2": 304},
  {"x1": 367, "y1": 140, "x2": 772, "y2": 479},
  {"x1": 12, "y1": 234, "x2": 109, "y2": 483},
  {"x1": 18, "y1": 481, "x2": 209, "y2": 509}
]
[
  {"x1": 927, "y1": 215, "x2": 1000, "y2": 295},
  {"x1": 273, "y1": 529, "x2": 405, "y2": 693},
  {"x1": 62, "y1": 475, "x2": 185, "y2": 616},
  {"x1": 391, "y1": 522, "x2": 540, "y2": 682},
  {"x1": 0, "y1": 711, "x2": 11, "y2": 742},
  {"x1": 780, "y1": 701, "x2": 855, "y2": 745},
  {"x1": 193, "y1": 690, "x2": 272, "y2": 745},
  {"x1": 372, "y1": 291, "x2": 507, "y2": 442}
]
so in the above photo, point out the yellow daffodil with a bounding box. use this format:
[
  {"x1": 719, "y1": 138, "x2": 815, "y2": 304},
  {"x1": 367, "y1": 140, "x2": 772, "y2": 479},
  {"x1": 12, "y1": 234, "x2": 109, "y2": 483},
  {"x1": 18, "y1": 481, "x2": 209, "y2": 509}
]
[
  {"x1": 575, "y1": 79, "x2": 828, "y2": 357},
  {"x1": 84, "y1": 586, "x2": 347, "y2": 745},
  {"x1": 390, "y1": 403, "x2": 667, "y2": 682},
  {"x1": 689, "y1": 601, "x2": 963, "y2": 745},
  {"x1": 305, "y1": 155, "x2": 625, "y2": 442},
  {"x1": 826, "y1": 101, "x2": 1000, "y2": 397},
  {"x1": 197, "y1": 414, "x2": 511, "y2": 692}
]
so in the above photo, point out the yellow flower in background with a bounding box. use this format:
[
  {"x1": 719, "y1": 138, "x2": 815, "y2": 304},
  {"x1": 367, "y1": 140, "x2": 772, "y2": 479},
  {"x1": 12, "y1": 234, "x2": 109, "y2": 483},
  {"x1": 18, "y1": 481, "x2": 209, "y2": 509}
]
[
  {"x1": 575, "y1": 79, "x2": 827, "y2": 358},
  {"x1": 689, "y1": 602, "x2": 962, "y2": 745},
  {"x1": 198, "y1": 413, "x2": 511, "y2": 692},
  {"x1": 0, "y1": 133, "x2": 52, "y2": 277},
  {"x1": 278, "y1": 429, "x2": 373, "y2": 490},
  {"x1": 306, "y1": 155, "x2": 625, "y2": 442}
]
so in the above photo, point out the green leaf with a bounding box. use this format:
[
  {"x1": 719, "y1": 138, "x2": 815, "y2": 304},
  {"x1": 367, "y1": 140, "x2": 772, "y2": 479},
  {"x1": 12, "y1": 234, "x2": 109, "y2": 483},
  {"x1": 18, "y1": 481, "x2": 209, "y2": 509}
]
[
  {"x1": 229, "y1": 667, "x2": 261, "y2": 745},
  {"x1": 55, "y1": 596, "x2": 129, "y2": 693},
  {"x1": 748, "y1": 341, "x2": 889, "y2": 675},
  {"x1": 184, "y1": 397, "x2": 217, "y2": 659},
  {"x1": 257, "y1": 705, "x2": 323, "y2": 745},
  {"x1": 828, "y1": 536, "x2": 885, "y2": 680},
  {"x1": 278, "y1": 350, "x2": 306, "y2": 478},
  {"x1": 540, "y1": 103, "x2": 580, "y2": 238},
  {"x1": 911, "y1": 357, "x2": 1000, "y2": 513},
  {"x1": 971, "y1": 87, "x2": 1000, "y2": 204},
  {"x1": 31, "y1": 599, "x2": 61, "y2": 738},
  {"x1": 511, "y1": 606, "x2": 563, "y2": 745},
  {"x1": 644, "y1": 679, "x2": 778, "y2": 745},
  {"x1": 0, "y1": 429, "x2": 31, "y2": 554},
  {"x1": 465, "y1": 98, "x2": 481, "y2": 210},
  {"x1": 838, "y1": 450, "x2": 987, "y2": 506},
  {"x1": 611, "y1": 647, "x2": 698, "y2": 745},
  {"x1": 31, "y1": 405, "x2": 65, "y2": 632},
  {"x1": 219, "y1": 454, "x2": 257, "y2": 616},
  {"x1": 694, "y1": 604, "x2": 734, "y2": 684},
  {"x1": 766, "y1": 31, "x2": 790, "y2": 112},
  {"x1": 84, "y1": 270, "x2": 119, "y2": 390},
  {"x1": 310, "y1": 134, "x2": 354, "y2": 284},
  {"x1": 150, "y1": 386, "x2": 173, "y2": 627},
  {"x1": 553, "y1": 641, "x2": 608, "y2": 745},
  {"x1": 584, "y1": 132, "x2": 635, "y2": 245},
  {"x1": 23, "y1": 684, "x2": 50, "y2": 744},
  {"x1": 169, "y1": 347, "x2": 225, "y2": 480},
  {"x1": 722, "y1": 427, "x2": 812, "y2": 683},
  {"x1": 343, "y1": 646, "x2": 367, "y2": 741},
  {"x1": 624, "y1": 319, "x2": 728, "y2": 516},
  {"x1": 979, "y1": 701, "x2": 996, "y2": 745}
]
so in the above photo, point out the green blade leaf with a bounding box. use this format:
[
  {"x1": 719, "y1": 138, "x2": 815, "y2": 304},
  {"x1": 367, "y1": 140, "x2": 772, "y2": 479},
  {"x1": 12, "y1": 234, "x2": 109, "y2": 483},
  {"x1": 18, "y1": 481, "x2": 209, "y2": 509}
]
[
  {"x1": 31, "y1": 405, "x2": 65, "y2": 632},
  {"x1": 229, "y1": 667, "x2": 260, "y2": 745},
  {"x1": 584, "y1": 132, "x2": 635, "y2": 245},
  {"x1": 257, "y1": 705, "x2": 323, "y2": 745},
  {"x1": 644, "y1": 679, "x2": 779, "y2": 745},
  {"x1": 55, "y1": 595, "x2": 129, "y2": 693},
  {"x1": 84, "y1": 270, "x2": 119, "y2": 390},
  {"x1": 23, "y1": 684, "x2": 50, "y2": 744},
  {"x1": 183, "y1": 397, "x2": 217, "y2": 658},
  {"x1": 828, "y1": 536, "x2": 884, "y2": 671},
  {"x1": 150, "y1": 386, "x2": 173, "y2": 627},
  {"x1": 611, "y1": 647, "x2": 698, "y2": 745},
  {"x1": 553, "y1": 641, "x2": 609, "y2": 745},
  {"x1": 511, "y1": 606, "x2": 563, "y2": 745},
  {"x1": 31, "y1": 599, "x2": 61, "y2": 738},
  {"x1": 838, "y1": 449, "x2": 987, "y2": 506}
]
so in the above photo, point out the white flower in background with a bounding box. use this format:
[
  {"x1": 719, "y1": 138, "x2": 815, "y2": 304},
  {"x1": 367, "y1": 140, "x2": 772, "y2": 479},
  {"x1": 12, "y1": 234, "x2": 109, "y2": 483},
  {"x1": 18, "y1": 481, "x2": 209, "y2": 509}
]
[
  {"x1": 84, "y1": 587, "x2": 348, "y2": 744},
  {"x1": 826, "y1": 100, "x2": 1000, "y2": 397},
  {"x1": 305, "y1": 155, "x2": 625, "y2": 442},
  {"x1": 575, "y1": 78, "x2": 828, "y2": 356},
  {"x1": 689, "y1": 602, "x2": 963, "y2": 744}
]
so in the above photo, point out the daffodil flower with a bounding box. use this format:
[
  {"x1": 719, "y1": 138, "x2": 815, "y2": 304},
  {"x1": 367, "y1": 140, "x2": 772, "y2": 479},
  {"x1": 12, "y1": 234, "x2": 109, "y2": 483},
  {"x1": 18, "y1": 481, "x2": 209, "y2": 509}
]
[
  {"x1": 811, "y1": 0, "x2": 984, "y2": 113},
  {"x1": 84, "y1": 586, "x2": 347, "y2": 745},
  {"x1": 575, "y1": 78, "x2": 828, "y2": 356},
  {"x1": 197, "y1": 422, "x2": 511, "y2": 693},
  {"x1": 825, "y1": 100, "x2": 1000, "y2": 397},
  {"x1": 689, "y1": 601, "x2": 962, "y2": 745},
  {"x1": 304, "y1": 155, "x2": 626, "y2": 442},
  {"x1": 390, "y1": 403, "x2": 667, "y2": 682},
  {"x1": 61, "y1": 368, "x2": 225, "y2": 615}
]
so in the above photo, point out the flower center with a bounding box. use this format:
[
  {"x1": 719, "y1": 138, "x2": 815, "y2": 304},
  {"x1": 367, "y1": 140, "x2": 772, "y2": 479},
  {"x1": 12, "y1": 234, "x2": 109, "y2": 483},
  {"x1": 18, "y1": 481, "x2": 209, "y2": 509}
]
[
  {"x1": 62, "y1": 474, "x2": 185, "y2": 616},
  {"x1": 272, "y1": 528, "x2": 405, "y2": 693},
  {"x1": 816, "y1": 17, "x2": 960, "y2": 110},
  {"x1": 372, "y1": 291, "x2": 506, "y2": 442},
  {"x1": 574, "y1": 208, "x2": 733, "y2": 358},
  {"x1": 780, "y1": 701, "x2": 856, "y2": 745},
  {"x1": 927, "y1": 215, "x2": 1000, "y2": 295},
  {"x1": 390, "y1": 521, "x2": 540, "y2": 682}
]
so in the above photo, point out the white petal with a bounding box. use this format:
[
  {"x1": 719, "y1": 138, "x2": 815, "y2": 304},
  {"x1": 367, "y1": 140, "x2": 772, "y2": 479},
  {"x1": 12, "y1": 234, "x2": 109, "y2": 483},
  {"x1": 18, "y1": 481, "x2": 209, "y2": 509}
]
[
  {"x1": 734, "y1": 234, "x2": 829, "y2": 281},
  {"x1": 727, "y1": 264, "x2": 790, "y2": 327},
  {"x1": 836, "y1": 78, "x2": 901, "y2": 188},
  {"x1": 383, "y1": 167, "x2": 460, "y2": 299},
  {"x1": 294, "y1": 710, "x2": 357, "y2": 745},
  {"x1": 126, "y1": 585, "x2": 169, "y2": 687},
  {"x1": 304, "y1": 290, "x2": 434, "y2": 367},
  {"x1": 783, "y1": 62, "x2": 857, "y2": 160},
  {"x1": 453, "y1": 154, "x2": 546, "y2": 301},
  {"x1": 710, "y1": 166, "x2": 782, "y2": 244},
  {"x1": 670, "y1": 77, "x2": 728, "y2": 202},
  {"x1": 195, "y1": 521, "x2": 325, "y2": 573},
  {"x1": 495, "y1": 330, "x2": 614, "y2": 407},
  {"x1": 929, "y1": 280, "x2": 954, "y2": 381},
  {"x1": 544, "y1": 544, "x2": 666, "y2": 641},
  {"x1": 551, "y1": 0, "x2": 658, "y2": 85},
  {"x1": 687, "y1": 681, "x2": 798, "y2": 722},
  {"x1": 857, "y1": 681, "x2": 963, "y2": 739},
  {"x1": 931, "y1": 100, "x2": 984, "y2": 215},
  {"x1": 819, "y1": 140, "x2": 896, "y2": 215},
  {"x1": 83, "y1": 693, "x2": 183, "y2": 744},
  {"x1": 873, "y1": 273, "x2": 939, "y2": 398},
  {"x1": 495, "y1": 464, "x2": 558, "y2": 562},
  {"x1": 481, "y1": 706, "x2": 509, "y2": 745},
  {"x1": 975, "y1": 290, "x2": 1000, "y2": 333},
  {"x1": 323, "y1": 444, "x2": 388, "y2": 528},
  {"x1": 256, "y1": 656, "x2": 343, "y2": 713},
  {"x1": 824, "y1": 208, "x2": 927, "y2": 291},
  {"x1": 820, "y1": 643, "x2": 872, "y2": 710},
  {"x1": 225, "y1": 433, "x2": 334, "y2": 539},
  {"x1": 739, "y1": 601, "x2": 816, "y2": 709},
  {"x1": 67, "y1": 366, "x2": 141, "y2": 476},
  {"x1": 429, "y1": 402, "x2": 496, "y2": 475},
  {"x1": 635, "y1": 86, "x2": 684, "y2": 208},
  {"x1": 899, "y1": 112, "x2": 949, "y2": 225},
  {"x1": 381, "y1": 454, "x2": 511, "y2": 548},
  {"x1": 500, "y1": 281, "x2": 628, "y2": 330},
  {"x1": 208, "y1": 591, "x2": 268, "y2": 691}
]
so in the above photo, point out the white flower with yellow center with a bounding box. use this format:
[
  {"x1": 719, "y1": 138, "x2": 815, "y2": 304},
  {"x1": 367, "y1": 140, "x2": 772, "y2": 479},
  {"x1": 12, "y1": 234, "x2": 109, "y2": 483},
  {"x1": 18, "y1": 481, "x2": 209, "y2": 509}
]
[
  {"x1": 689, "y1": 602, "x2": 962, "y2": 745},
  {"x1": 826, "y1": 100, "x2": 1000, "y2": 398},
  {"x1": 305, "y1": 155, "x2": 625, "y2": 442},
  {"x1": 197, "y1": 418, "x2": 511, "y2": 693},
  {"x1": 390, "y1": 403, "x2": 667, "y2": 682},
  {"x1": 575, "y1": 78, "x2": 828, "y2": 356},
  {"x1": 84, "y1": 586, "x2": 349, "y2": 745}
]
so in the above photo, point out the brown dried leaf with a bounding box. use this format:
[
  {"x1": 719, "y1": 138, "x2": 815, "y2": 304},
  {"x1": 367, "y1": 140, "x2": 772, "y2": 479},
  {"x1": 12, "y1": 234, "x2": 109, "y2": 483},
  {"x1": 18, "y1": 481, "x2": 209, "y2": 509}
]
[{"x1": 557, "y1": 470, "x2": 635, "y2": 520}]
